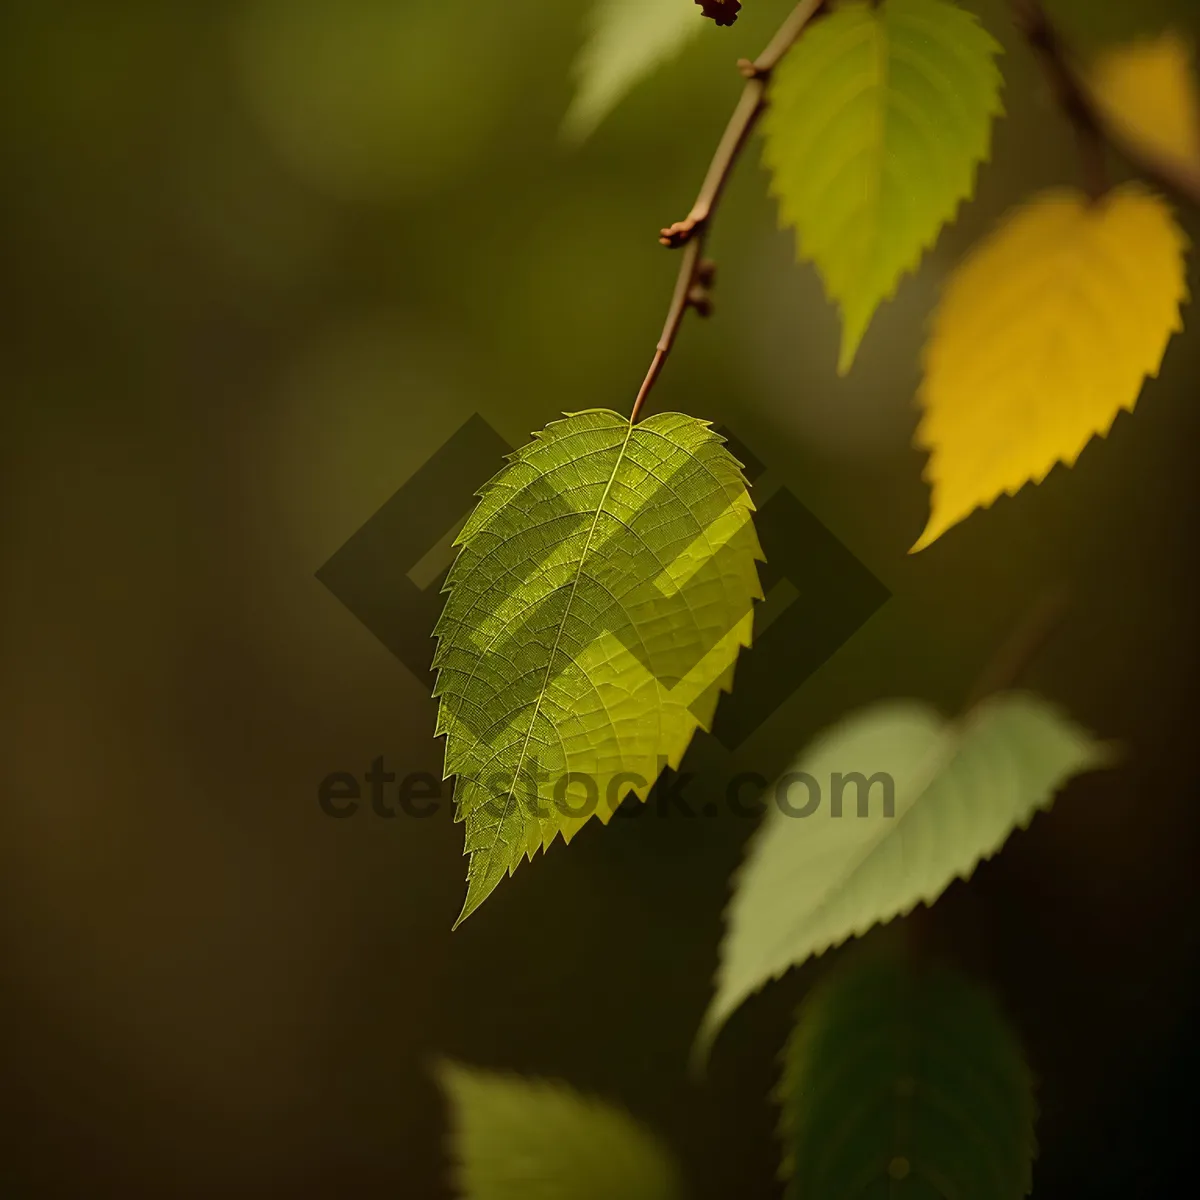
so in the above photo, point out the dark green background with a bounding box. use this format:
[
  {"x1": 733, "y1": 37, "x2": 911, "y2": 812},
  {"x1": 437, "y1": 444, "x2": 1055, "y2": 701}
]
[{"x1": 2, "y1": 1, "x2": 1198, "y2": 1195}]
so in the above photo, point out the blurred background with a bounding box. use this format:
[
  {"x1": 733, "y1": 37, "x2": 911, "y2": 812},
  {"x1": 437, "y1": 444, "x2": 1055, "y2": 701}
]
[{"x1": 2, "y1": 0, "x2": 1198, "y2": 1194}]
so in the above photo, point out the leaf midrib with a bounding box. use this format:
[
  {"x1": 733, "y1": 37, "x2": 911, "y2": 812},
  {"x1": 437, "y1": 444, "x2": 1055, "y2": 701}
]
[
  {"x1": 475, "y1": 419, "x2": 638, "y2": 891},
  {"x1": 756, "y1": 718, "x2": 957, "y2": 971}
]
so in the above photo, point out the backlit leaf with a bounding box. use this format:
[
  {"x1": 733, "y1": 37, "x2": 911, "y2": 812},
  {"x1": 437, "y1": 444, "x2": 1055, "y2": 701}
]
[
  {"x1": 1089, "y1": 31, "x2": 1200, "y2": 172},
  {"x1": 564, "y1": 0, "x2": 706, "y2": 142},
  {"x1": 762, "y1": 0, "x2": 1004, "y2": 374},
  {"x1": 913, "y1": 184, "x2": 1188, "y2": 551},
  {"x1": 697, "y1": 692, "x2": 1110, "y2": 1058},
  {"x1": 777, "y1": 954, "x2": 1036, "y2": 1200},
  {"x1": 434, "y1": 410, "x2": 763, "y2": 926},
  {"x1": 438, "y1": 1061, "x2": 684, "y2": 1200}
]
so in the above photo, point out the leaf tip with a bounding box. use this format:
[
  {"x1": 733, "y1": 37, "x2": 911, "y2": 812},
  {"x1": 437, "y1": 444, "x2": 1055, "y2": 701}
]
[
  {"x1": 688, "y1": 1022, "x2": 715, "y2": 1081},
  {"x1": 1091, "y1": 737, "x2": 1126, "y2": 772},
  {"x1": 691, "y1": 992, "x2": 735, "y2": 1074},
  {"x1": 911, "y1": 491, "x2": 970, "y2": 552},
  {"x1": 431, "y1": 1055, "x2": 463, "y2": 1093},
  {"x1": 836, "y1": 322, "x2": 866, "y2": 377},
  {"x1": 909, "y1": 523, "x2": 940, "y2": 554},
  {"x1": 451, "y1": 884, "x2": 485, "y2": 931},
  {"x1": 559, "y1": 106, "x2": 594, "y2": 148}
]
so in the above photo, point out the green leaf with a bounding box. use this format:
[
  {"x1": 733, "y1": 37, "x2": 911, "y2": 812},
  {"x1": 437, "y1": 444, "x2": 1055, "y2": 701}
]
[
  {"x1": 434, "y1": 409, "x2": 763, "y2": 926},
  {"x1": 438, "y1": 1060, "x2": 684, "y2": 1200},
  {"x1": 564, "y1": 0, "x2": 707, "y2": 142},
  {"x1": 762, "y1": 0, "x2": 1004, "y2": 374},
  {"x1": 697, "y1": 692, "x2": 1111, "y2": 1057},
  {"x1": 777, "y1": 953, "x2": 1036, "y2": 1200}
]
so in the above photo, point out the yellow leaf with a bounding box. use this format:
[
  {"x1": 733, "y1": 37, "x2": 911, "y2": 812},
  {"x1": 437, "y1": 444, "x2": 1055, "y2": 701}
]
[
  {"x1": 1089, "y1": 32, "x2": 1200, "y2": 172},
  {"x1": 913, "y1": 184, "x2": 1188, "y2": 552}
]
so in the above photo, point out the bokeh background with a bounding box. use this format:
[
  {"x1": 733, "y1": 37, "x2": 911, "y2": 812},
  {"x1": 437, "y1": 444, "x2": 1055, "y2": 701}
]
[{"x1": 2, "y1": 0, "x2": 1198, "y2": 1195}]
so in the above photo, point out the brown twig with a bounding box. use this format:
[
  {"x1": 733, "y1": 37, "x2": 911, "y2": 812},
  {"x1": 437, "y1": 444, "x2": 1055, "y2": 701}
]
[
  {"x1": 632, "y1": 0, "x2": 1200, "y2": 427},
  {"x1": 1010, "y1": 0, "x2": 1200, "y2": 206},
  {"x1": 629, "y1": 0, "x2": 829, "y2": 424},
  {"x1": 963, "y1": 586, "x2": 1072, "y2": 712},
  {"x1": 1010, "y1": 0, "x2": 1108, "y2": 199}
]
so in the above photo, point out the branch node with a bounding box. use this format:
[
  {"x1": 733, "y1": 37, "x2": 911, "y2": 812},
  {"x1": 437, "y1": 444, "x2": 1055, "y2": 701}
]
[
  {"x1": 1010, "y1": 0, "x2": 1109, "y2": 201},
  {"x1": 632, "y1": 1, "x2": 830, "y2": 423},
  {"x1": 686, "y1": 284, "x2": 714, "y2": 318},
  {"x1": 696, "y1": 1, "x2": 742, "y2": 26},
  {"x1": 659, "y1": 218, "x2": 705, "y2": 248}
]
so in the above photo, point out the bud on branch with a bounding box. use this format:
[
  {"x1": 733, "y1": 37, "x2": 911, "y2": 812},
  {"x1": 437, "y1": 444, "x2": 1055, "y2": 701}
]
[{"x1": 697, "y1": 1, "x2": 742, "y2": 27}]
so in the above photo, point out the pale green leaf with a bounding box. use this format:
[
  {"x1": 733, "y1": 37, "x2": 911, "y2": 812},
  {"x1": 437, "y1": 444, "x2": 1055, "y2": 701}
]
[
  {"x1": 434, "y1": 409, "x2": 763, "y2": 926},
  {"x1": 697, "y1": 692, "x2": 1111, "y2": 1056},
  {"x1": 762, "y1": 0, "x2": 1004, "y2": 373},
  {"x1": 438, "y1": 1060, "x2": 684, "y2": 1200},
  {"x1": 777, "y1": 953, "x2": 1036, "y2": 1199},
  {"x1": 564, "y1": 0, "x2": 707, "y2": 142}
]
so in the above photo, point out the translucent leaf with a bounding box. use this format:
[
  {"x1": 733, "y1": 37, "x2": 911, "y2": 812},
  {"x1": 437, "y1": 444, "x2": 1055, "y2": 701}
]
[
  {"x1": 697, "y1": 692, "x2": 1110, "y2": 1057},
  {"x1": 564, "y1": 0, "x2": 707, "y2": 142},
  {"x1": 1089, "y1": 31, "x2": 1200, "y2": 171},
  {"x1": 777, "y1": 954, "x2": 1036, "y2": 1200},
  {"x1": 913, "y1": 184, "x2": 1189, "y2": 551},
  {"x1": 438, "y1": 1061, "x2": 684, "y2": 1200},
  {"x1": 434, "y1": 410, "x2": 763, "y2": 925},
  {"x1": 762, "y1": 0, "x2": 1004, "y2": 374}
]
